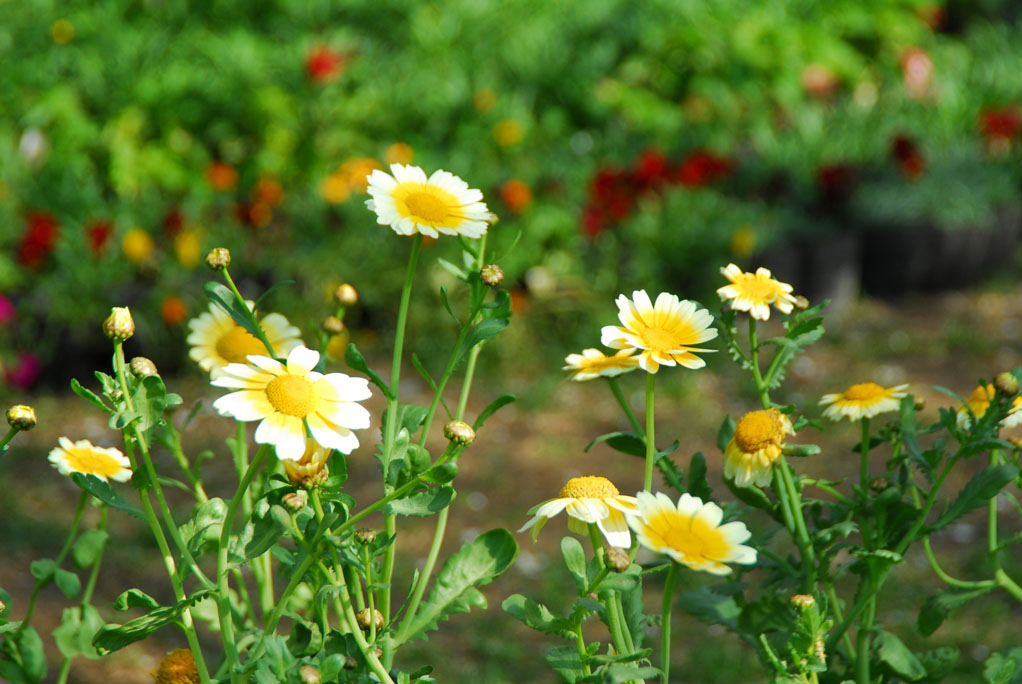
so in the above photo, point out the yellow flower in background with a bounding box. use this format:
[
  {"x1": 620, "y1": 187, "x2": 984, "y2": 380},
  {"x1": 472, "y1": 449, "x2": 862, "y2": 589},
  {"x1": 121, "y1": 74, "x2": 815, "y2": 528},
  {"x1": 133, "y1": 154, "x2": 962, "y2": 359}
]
[
  {"x1": 122, "y1": 228, "x2": 156, "y2": 263},
  {"x1": 174, "y1": 230, "x2": 202, "y2": 268},
  {"x1": 212, "y1": 346, "x2": 372, "y2": 461},
  {"x1": 320, "y1": 173, "x2": 352, "y2": 204},
  {"x1": 385, "y1": 142, "x2": 414, "y2": 166},
  {"x1": 48, "y1": 438, "x2": 132, "y2": 483},
  {"x1": 819, "y1": 382, "x2": 909, "y2": 422},
  {"x1": 717, "y1": 263, "x2": 797, "y2": 321},
  {"x1": 723, "y1": 409, "x2": 794, "y2": 488},
  {"x1": 563, "y1": 348, "x2": 639, "y2": 382},
  {"x1": 955, "y1": 385, "x2": 1022, "y2": 428},
  {"x1": 51, "y1": 19, "x2": 75, "y2": 44},
  {"x1": 519, "y1": 475, "x2": 637, "y2": 548},
  {"x1": 600, "y1": 290, "x2": 717, "y2": 373},
  {"x1": 339, "y1": 158, "x2": 382, "y2": 194},
  {"x1": 151, "y1": 648, "x2": 199, "y2": 684},
  {"x1": 493, "y1": 119, "x2": 524, "y2": 146},
  {"x1": 627, "y1": 491, "x2": 757, "y2": 575},
  {"x1": 186, "y1": 301, "x2": 303, "y2": 378},
  {"x1": 730, "y1": 225, "x2": 757, "y2": 258},
  {"x1": 366, "y1": 164, "x2": 492, "y2": 239}
]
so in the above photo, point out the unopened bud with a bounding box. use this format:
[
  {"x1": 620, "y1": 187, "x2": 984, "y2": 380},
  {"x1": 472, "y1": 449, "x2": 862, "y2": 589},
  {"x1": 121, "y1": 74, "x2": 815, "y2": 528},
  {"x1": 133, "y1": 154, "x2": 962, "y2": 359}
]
[
  {"x1": 111, "y1": 389, "x2": 124, "y2": 402},
  {"x1": 794, "y1": 295, "x2": 810, "y2": 310},
  {"x1": 443, "y1": 420, "x2": 475, "y2": 446},
  {"x1": 6, "y1": 405, "x2": 37, "y2": 431},
  {"x1": 815, "y1": 637, "x2": 826, "y2": 664},
  {"x1": 605, "y1": 547, "x2": 630, "y2": 573},
  {"x1": 480, "y1": 264, "x2": 504, "y2": 287},
  {"x1": 869, "y1": 478, "x2": 889, "y2": 492},
  {"x1": 355, "y1": 528, "x2": 377, "y2": 545},
  {"x1": 282, "y1": 490, "x2": 308, "y2": 512},
  {"x1": 0, "y1": 598, "x2": 6, "y2": 614},
  {"x1": 130, "y1": 357, "x2": 158, "y2": 377},
  {"x1": 356, "y1": 608, "x2": 384, "y2": 632},
  {"x1": 913, "y1": 395, "x2": 926, "y2": 411},
  {"x1": 321, "y1": 316, "x2": 345, "y2": 335},
  {"x1": 334, "y1": 283, "x2": 358, "y2": 307},
  {"x1": 344, "y1": 656, "x2": 358, "y2": 670},
  {"x1": 790, "y1": 594, "x2": 816, "y2": 610},
  {"x1": 298, "y1": 664, "x2": 321, "y2": 684},
  {"x1": 103, "y1": 307, "x2": 134, "y2": 342},
  {"x1": 995, "y1": 372, "x2": 1019, "y2": 396},
  {"x1": 205, "y1": 247, "x2": 231, "y2": 270}
]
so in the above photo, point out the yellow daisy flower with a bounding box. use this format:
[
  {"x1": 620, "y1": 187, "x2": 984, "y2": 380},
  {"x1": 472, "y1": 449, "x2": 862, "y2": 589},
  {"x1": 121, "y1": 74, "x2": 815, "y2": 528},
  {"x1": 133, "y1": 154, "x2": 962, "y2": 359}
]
[
  {"x1": 519, "y1": 475, "x2": 638, "y2": 548},
  {"x1": 956, "y1": 385, "x2": 1022, "y2": 429},
  {"x1": 212, "y1": 346, "x2": 371, "y2": 461},
  {"x1": 627, "y1": 491, "x2": 757, "y2": 576},
  {"x1": 48, "y1": 437, "x2": 132, "y2": 483},
  {"x1": 717, "y1": 263, "x2": 798, "y2": 321},
  {"x1": 151, "y1": 648, "x2": 199, "y2": 684},
  {"x1": 283, "y1": 442, "x2": 332, "y2": 487},
  {"x1": 186, "y1": 301, "x2": 303, "y2": 379},
  {"x1": 819, "y1": 382, "x2": 910, "y2": 422},
  {"x1": 365, "y1": 164, "x2": 493, "y2": 239},
  {"x1": 723, "y1": 409, "x2": 794, "y2": 488},
  {"x1": 600, "y1": 290, "x2": 717, "y2": 374},
  {"x1": 563, "y1": 348, "x2": 639, "y2": 382}
]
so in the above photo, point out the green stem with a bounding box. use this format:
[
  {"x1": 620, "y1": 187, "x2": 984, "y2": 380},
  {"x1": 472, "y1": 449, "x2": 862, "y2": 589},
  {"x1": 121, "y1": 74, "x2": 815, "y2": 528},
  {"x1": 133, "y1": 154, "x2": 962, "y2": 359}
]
[
  {"x1": 163, "y1": 424, "x2": 208, "y2": 503},
  {"x1": 220, "y1": 268, "x2": 277, "y2": 360},
  {"x1": 922, "y1": 537, "x2": 994, "y2": 589},
  {"x1": 394, "y1": 507, "x2": 449, "y2": 645},
  {"x1": 855, "y1": 576, "x2": 877, "y2": 684},
  {"x1": 825, "y1": 585, "x2": 857, "y2": 659},
  {"x1": 574, "y1": 622, "x2": 593, "y2": 677},
  {"x1": 660, "y1": 563, "x2": 679, "y2": 684},
  {"x1": 607, "y1": 377, "x2": 643, "y2": 434},
  {"x1": 217, "y1": 447, "x2": 268, "y2": 681},
  {"x1": 332, "y1": 553, "x2": 397, "y2": 684},
  {"x1": 859, "y1": 418, "x2": 875, "y2": 551},
  {"x1": 749, "y1": 318, "x2": 770, "y2": 410},
  {"x1": 643, "y1": 372, "x2": 657, "y2": 492},
  {"x1": 0, "y1": 426, "x2": 20, "y2": 452},
  {"x1": 776, "y1": 458, "x2": 817, "y2": 590}
]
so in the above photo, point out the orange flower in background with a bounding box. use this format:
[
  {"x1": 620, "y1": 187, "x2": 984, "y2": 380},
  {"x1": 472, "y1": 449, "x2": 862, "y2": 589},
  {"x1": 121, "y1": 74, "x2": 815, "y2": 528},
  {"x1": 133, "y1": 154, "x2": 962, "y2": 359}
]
[
  {"x1": 385, "y1": 142, "x2": 414, "y2": 166},
  {"x1": 85, "y1": 219, "x2": 114, "y2": 255},
  {"x1": 802, "y1": 63, "x2": 837, "y2": 98},
  {"x1": 339, "y1": 158, "x2": 382, "y2": 193},
  {"x1": 206, "y1": 161, "x2": 238, "y2": 191},
  {"x1": 248, "y1": 202, "x2": 273, "y2": 228},
  {"x1": 306, "y1": 45, "x2": 346, "y2": 83},
  {"x1": 122, "y1": 228, "x2": 156, "y2": 263},
  {"x1": 253, "y1": 177, "x2": 284, "y2": 206},
  {"x1": 500, "y1": 179, "x2": 532, "y2": 214},
  {"x1": 320, "y1": 174, "x2": 351, "y2": 204},
  {"x1": 161, "y1": 296, "x2": 188, "y2": 326},
  {"x1": 493, "y1": 119, "x2": 524, "y2": 146}
]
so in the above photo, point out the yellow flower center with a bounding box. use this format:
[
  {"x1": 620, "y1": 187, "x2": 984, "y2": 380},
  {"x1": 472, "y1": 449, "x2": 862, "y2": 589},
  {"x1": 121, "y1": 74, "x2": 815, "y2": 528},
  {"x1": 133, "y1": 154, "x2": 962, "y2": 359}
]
[
  {"x1": 641, "y1": 326, "x2": 679, "y2": 350},
  {"x1": 64, "y1": 447, "x2": 126, "y2": 479},
  {"x1": 735, "y1": 274, "x2": 778, "y2": 301},
  {"x1": 393, "y1": 183, "x2": 463, "y2": 227},
  {"x1": 152, "y1": 648, "x2": 200, "y2": 684},
  {"x1": 265, "y1": 374, "x2": 316, "y2": 418},
  {"x1": 216, "y1": 326, "x2": 268, "y2": 364},
  {"x1": 842, "y1": 382, "x2": 886, "y2": 402},
  {"x1": 644, "y1": 509, "x2": 731, "y2": 561},
  {"x1": 734, "y1": 410, "x2": 785, "y2": 452},
  {"x1": 559, "y1": 475, "x2": 619, "y2": 499}
]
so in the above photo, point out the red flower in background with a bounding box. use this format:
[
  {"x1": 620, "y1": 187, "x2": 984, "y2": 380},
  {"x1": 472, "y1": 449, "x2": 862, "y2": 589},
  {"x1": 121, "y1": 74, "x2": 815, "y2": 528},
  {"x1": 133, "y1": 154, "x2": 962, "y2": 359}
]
[
  {"x1": 891, "y1": 135, "x2": 925, "y2": 180},
  {"x1": 85, "y1": 219, "x2": 113, "y2": 255},
  {"x1": 581, "y1": 167, "x2": 634, "y2": 239},
  {"x1": 816, "y1": 164, "x2": 859, "y2": 202},
  {"x1": 18, "y1": 212, "x2": 59, "y2": 268},
  {"x1": 206, "y1": 161, "x2": 239, "y2": 192},
  {"x1": 500, "y1": 179, "x2": 533, "y2": 214},
  {"x1": 306, "y1": 46, "x2": 345, "y2": 83},
  {"x1": 163, "y1": 208, "x2": 184, "y2": 237},
  {"x1": 980, "y1": 107, "x2": 1020, "y2": 154},
  {"x1": 632, "y1": 148, "x2": 671, "y2": 190},
  {"x1": 676, "y1": 150, "x2": 734, "y2": 187},
  {"x1": 6, "y1": 352, "x2": 42, "y2": 390},
  {"x1": 0, "y1": 295, "x2": 15, "y2": 326}
]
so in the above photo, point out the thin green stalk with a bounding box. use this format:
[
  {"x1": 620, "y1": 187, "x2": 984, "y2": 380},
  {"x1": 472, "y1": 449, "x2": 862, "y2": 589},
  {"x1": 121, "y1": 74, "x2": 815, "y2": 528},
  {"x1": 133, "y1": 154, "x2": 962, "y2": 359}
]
[
  {"x1": 855, "y1": 576, "x2": 877, "y2": 684},
  {"x1": 333, "y1": 557, "x2": 397, "y2": 684},
  {"x1": 394, "y1": 507, "x2": 449, "y2": 645},
  {"x1": 163, "y1": 425, "x2": 208, "y2": 503},
  {"x1": 660, "y1": 563, "x2": 680, "y2": 684},
  {"x1": 859, "y1": 418, "x2": 875, "y2": 551},
  {"x1": 825, "y1": 586, "x2": 856, "y2": 659},
  {"x1": 0, "y1": 426, "x2": 20, "y2": 452},
  {"x1": 574, "y1": 622, "x2": 593, "y2": 677},
  {"x1": 643, "y1": 372, "x2": 657, "y2": 492},
  {"x1": 19, "y1": 490, "x2": 88, "y2": 632},
  {"x1": 607, "y1": 377, "x2": 643, "y2": 434},
  {"x1": 56, "y1": 505, "x2": 109, "y2": 684},
  {"x1": 778, "y1": 457, "x2": 817, "y2": 589},
  {"x1": 749, "y1": 318, "x2": 770, "y2": 410}
]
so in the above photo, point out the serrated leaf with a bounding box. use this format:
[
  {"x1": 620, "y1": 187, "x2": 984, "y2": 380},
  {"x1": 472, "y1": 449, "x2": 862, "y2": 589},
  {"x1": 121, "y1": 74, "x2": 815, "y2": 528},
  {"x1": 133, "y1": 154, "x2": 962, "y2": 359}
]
[
  {"x1": 930, "y1": 464, "x2": 1019, "y2": 532},
  {"x1": 501, "y1": 594, "x2": 573, "y2": 638},
  {"x1": 179, "y1": 498, "x2": 228, "y2": 556},
  {"x1": 984, "y1": 648, "x2": 1022, "y2": 684},
  {"x1": 584, "y1": 431, "x2": 645, "y2": 457},
  {"x1": 677, "y1": 585, "x2": 741, "y2": 630},
  {"x1": 70, "y1": 379, "x2": 113, "y2": 413},
  {"x1": 113, "y1": 588, "x2": 161, "y2": 611},
  {"x1": 473, "y1": 394, "x2": 516, "y2": 430},
  {"x1": 70, "y1": 474, "x2": 144, "y2": 520},
  {"x1": 93, "y1": 591, "x2": 210, "y2": 655},
  {"x1": 687, "y1": 452, "x2": 711, "y2": 500},
  {"x1": 656, "y1": 453, "x2": 685, "y2": 494},
  {"x1": 546, "y1": 644, "x2": 582, "y2": 683},
  {"x1": 204, "y1": 282, "x2": 266, "y2": 343},
  {"x1": 394, "y1": 529, "x2": 517, "y2": 646},
  {"x1": 876, "y1": 630, "x2": 926, "y2": 681},
  {"x1": 345, "y1": 343, "x2": 394, "y2": 400},
  {"x1": 388, "y1": 486, "x2": 454, "y2": 517},
  {"x1": 918, "y1": 585, "x2": 995, "y2": 636},
  {"x1": 717, "y1": 416, "x2": 736, "y2": 453},
  {"x1": 919, "y1": 647, "x2": 959, "y2": 680}
]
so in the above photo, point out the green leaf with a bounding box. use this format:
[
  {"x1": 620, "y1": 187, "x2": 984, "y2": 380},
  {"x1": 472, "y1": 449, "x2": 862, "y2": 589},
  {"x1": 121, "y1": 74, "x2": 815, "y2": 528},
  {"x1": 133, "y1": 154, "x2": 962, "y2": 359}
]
[
  {"x1": 93, "y1": 591, "x2": 210, "y2": 655},
  {"x1": 717, "y1": 416, "x2": 736, "y2": 452},
  {"x1": 984, "y1": 651, "x2": 1019, "y2": 684},
  {"x1": 286, "y1": 616, "x2": 323, "y2": 657},
  {"x1": 113, "y1": 588, "x2": 161, "y2": 611},
  {"x1": 388, "y1": 486, "x2": 454, "y2": 517},
  {"x1": 930, "y1": 464, "x2": 1019, "y2": 532},
  {"x1": 545, "y1": 644, "x2": 582, "y2": 683},
  {"x1": 70, "y1": 379, "x2": 112, "y2": 413},
  {"x1": 244, "y1": 504, "x2": 290, "y2": 560},
  {"x1": 687, "y1": 452, "x2": 711, "y2": 500},
  {"x1": 473, "y1": 394, "x2": 516, "y2": 430},
  {"x1": 438, "y1": 285, "x2": 460, "y2": 325},
  {"x1": 204, "y1": 282, "x2": 265, "y2": 342},
  {"x1": 601, "y1": 664, "x2": 661, "y2": 683},
  {"x1": 919, "y1": 647, "x2": 959, "y2": 681},
  {"x1": 394, "y1": 529, "x2": 517, "y2": 646},
  {"x1": 179, "y1": 498, "x2": 228, "y2": 556},
  {"x1": 456, "y1": 318, "x2": 508, "y2": 365},
  {"x1": 69, "y1": 474, "x2": 144, "y2": 520},
  {"x1": 436, "y1": 258, "x2": 468, "y2": 281},
  {"x1": 132, "y1": 374, "x2": 169, "y2": 433},
  {"x1": 54, "y1": 569, "x2": 81, "y2": 600},
  {"x1": 656, "y1": 454, "x2": 685, "y2": 494},
  {"x1": 918, "y1": 585, "x2": 995, "y2": 636},
  {"x1": 875, "y1": 629, "x2": 926, "y2": 681},
  {"x1": 53, "y1": 606, "x2": 104, "y2": 660},
  {"x1": 501, "y1": 594, "x2": 573, "y2": 638},
  {"x1": 72, "y1": 530, "x2": 109, "y2": 570},
  {"x1": 561, "y1": 537, "x2": 588, "y2": 592},
  {"x1": 584, "y1": 431, "x2": 645, "y2": 457},
  {"x1": 29, "y1": 559, "x2": 57, "y2": 583},
  {"x1": 677, "y1": 585, "x2": 741, "y2": 631},
  {"x1": 13, "y1": 626, "x2": 46, "y2": 683},
  {"x1": 345, "y1": 343, "x2": 394, "y2": 400}
]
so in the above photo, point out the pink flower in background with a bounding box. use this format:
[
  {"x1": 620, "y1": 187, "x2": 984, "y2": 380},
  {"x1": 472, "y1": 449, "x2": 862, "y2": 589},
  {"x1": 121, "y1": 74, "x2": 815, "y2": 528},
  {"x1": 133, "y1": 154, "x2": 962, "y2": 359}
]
[
  {"x1": 6, "y1": 353, "x2": 42, "y2": 389},
  {"x1": 0, "y1": 296, "x2": 15, "y2": 326},
  {"x1": 901, "y1": 47, "x2": 933, "y2": 100}
]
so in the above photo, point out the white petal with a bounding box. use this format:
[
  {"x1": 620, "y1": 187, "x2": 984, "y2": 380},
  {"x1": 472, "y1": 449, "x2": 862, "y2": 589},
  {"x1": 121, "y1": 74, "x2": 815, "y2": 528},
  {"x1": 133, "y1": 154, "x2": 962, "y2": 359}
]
[{"x1": 287, "y1": 346, "x2": 320, "y2": 375}]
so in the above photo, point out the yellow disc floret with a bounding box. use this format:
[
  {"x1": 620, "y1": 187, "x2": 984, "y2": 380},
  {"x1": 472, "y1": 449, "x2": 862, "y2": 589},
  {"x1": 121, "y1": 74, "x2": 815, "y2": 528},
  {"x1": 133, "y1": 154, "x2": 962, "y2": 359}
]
[
  {"x1": 152, "y1": 648, "x2": 200, "y2": 684},
  {"x1": 265, "y1": 375, "x2": 316, "y2": 417},
  {"x1": 559, "y1": 475, "x2": 620, "y2": 499},
  {"x1": 734, "y1": 409, "x2": 787, "y2": 453},
  {"x1": 216, "y1": 326, "x2": 268, "y2": 364},
  {"x1": 842, "y1": 382, "x2": 886, "y2": 401}
]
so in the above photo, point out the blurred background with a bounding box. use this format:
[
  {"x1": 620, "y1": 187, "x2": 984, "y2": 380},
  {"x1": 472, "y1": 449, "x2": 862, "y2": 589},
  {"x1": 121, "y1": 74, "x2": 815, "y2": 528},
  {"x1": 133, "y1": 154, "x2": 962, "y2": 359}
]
[{"x1": 2, "y1": 0, "x2": 1022, "y2": 682}]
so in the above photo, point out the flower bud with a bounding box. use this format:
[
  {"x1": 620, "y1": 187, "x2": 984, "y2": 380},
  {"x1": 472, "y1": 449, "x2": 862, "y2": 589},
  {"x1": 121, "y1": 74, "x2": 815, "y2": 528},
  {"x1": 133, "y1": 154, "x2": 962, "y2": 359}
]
[
  {"x1": 204, "y1": 247, "x2": 231, "y2": 270},
  {"x1": 6, "y1": 405, "x2": 37, "y2": 431},
  {"x1": 480, "y1": 264, "x2": 504, "y2": 287},
  {"x1": 356, "y1": 608, "x2": 384, "y2": 632},
  {"x1": 334, "y1": 283, "x2": 359, "y2": 307},
  {"x1": 321, "y1": 316, "x2": 345, "y2": 334},
  {"x1": 443, "y1": 420, "x2": 475, "y2": 446},
  {"x1": 103, "y1": 307, "x2": 134, "y2": 342},
  {"x1": 355, "y1": 528, "x2": 377, "y2": 545},
  {"x1": 298, "y1": 665, "x2": 321, "y2": 684},
  {"x1": 130, "y1": 357, "x2": 158, "y2": 377},
  {"x1": 869, "y1": 477, "x2": 889, "y2": 492},
  {"x1": 793, "y1": 295, "x2": 810, "y2": 311},
  {"x1": 282, "y1": 490, "x2": 309, "y2": 512},
  {"x1": 790, "y1": 594, "x2": 815, "y2": 610},
  {"x1": 913, "y1": 395, "x2": 926, "y2": 411},
  {"x1": 343, "y1": 656, "x2": 358, "y2": 670},
  {"x1": 995, "y1": 372, "x2": 1019, "y2": 396},
  {"x1": 815, "y1": 636, "x2": 827, "y2": 664},
  {"x1": 605, "y1": 546, "x2": 630, "y2": 573},
  {"x1": 0, "y1": 598, "x2": 5, "y2": 614}
]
